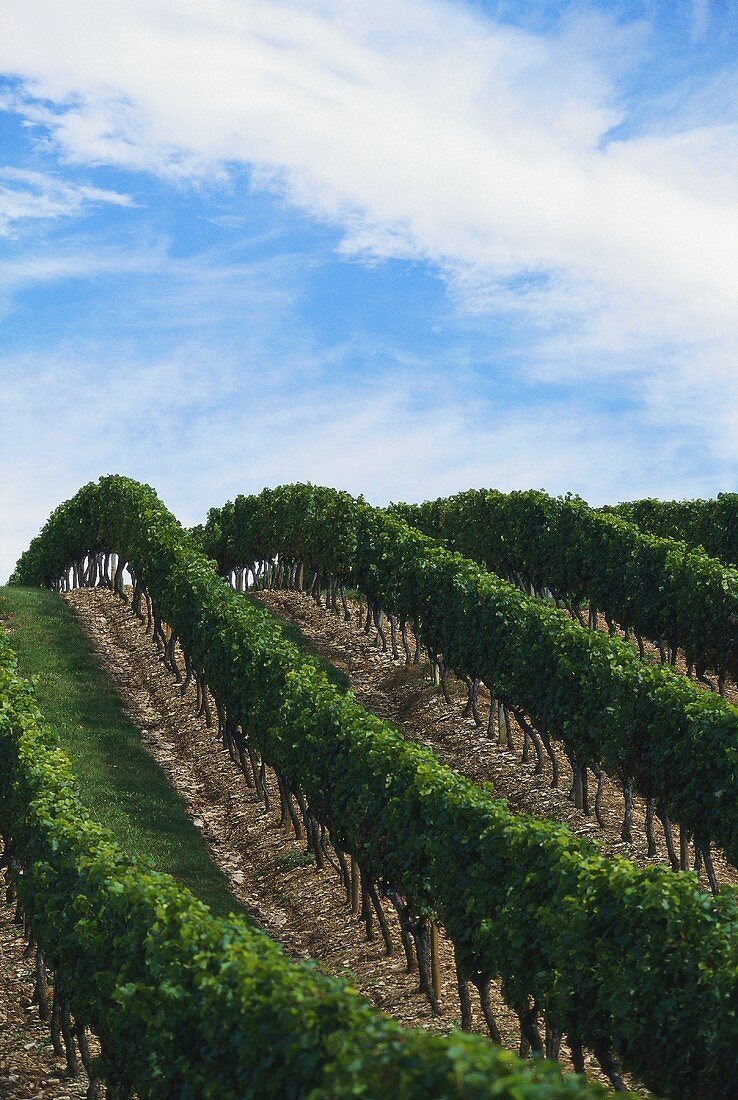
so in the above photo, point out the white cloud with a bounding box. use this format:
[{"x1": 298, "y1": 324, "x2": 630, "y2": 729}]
[
  {"x1": 1, "y1": 2, "x2": 735, "y2": 362},
  {"x1": 0, "y1": 167, "x2": 132, "y2": 234}
]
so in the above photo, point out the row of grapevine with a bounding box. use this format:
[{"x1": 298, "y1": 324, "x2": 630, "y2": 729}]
[
  {"x1": 0, "y1": 634, "x2": 611, "y2": 1098},
  {"x1": 13, "y1": 475, "x2": 738, "y2": 1096},
  {"x1": 607, "y1": 494, "x2": 738, "y2": 571},
  {"x1": 199, "y1": 484, "x2": 738, "y2": 879},
  {"x1": 389, "y1": 489, "x2": 738, "y2": 689}
]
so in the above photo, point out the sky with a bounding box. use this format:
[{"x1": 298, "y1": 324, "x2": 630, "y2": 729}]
[{"x1": 1, "y1": 0, "x2": 737, "y2": 580}]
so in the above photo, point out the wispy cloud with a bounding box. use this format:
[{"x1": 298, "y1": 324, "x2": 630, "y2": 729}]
[
  {"x1": 0, "y1": 166, "x2": 132, "y2": 234},
  {"x1": 691, "y1": 0, "x2": 710, "y2": 44},
  {"x1": 0, "y1": 227, "x2": 305, "y2": 338}
]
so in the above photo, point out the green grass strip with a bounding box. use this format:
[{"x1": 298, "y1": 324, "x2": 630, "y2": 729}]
[{"x1": 0, "y1": 585, "x2": 240, "y2": 920}]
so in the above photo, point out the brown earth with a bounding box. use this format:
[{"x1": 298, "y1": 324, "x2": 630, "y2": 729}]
[
  {"x1": 0, "y1": 891, "x2": 88, "y2": 1099},
  {"x1": 255, "y1": 588, "x2": 738, "y2": 887}
]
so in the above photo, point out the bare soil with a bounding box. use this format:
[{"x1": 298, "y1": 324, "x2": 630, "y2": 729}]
[
  {"x1": 256, "y1": 589, "x2": 738, "y2": 888},
  {"x1": 0, "y1": 891, "x2": 87, "y2": 1099}
]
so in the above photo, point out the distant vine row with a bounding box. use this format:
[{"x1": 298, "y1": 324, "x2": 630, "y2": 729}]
[
  {"x1": 606, "y1": 494, "x2": 738, "y2": 570},
  {"x1": 390, "y1": 489, "x2": 738, "y2": 691}
]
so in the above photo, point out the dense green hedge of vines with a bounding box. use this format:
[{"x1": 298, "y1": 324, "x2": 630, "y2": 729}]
[
  {"x1": 200, "y1": 484, "x2": 738, "y2": 877},
  {"x1": 14, "y1": 476, "x2": 738, "y2": 1097},
  {"x1": 390, "y1": 490, "x2": 738, "y2": 683},
  {"x1": 606, "y1": 495, "x2": 738, "y2": 571},
  {"x1": 0, "y1": 634, "x2": 613, "y2": 1098}
]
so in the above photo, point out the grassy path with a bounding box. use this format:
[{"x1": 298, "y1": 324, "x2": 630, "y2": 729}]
[{"x1": 0, "y1": 585, "x2": 242, "y2": 919}]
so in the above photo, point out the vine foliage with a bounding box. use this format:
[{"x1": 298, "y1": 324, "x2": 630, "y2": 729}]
[
  {"x1": 391, "y1": 489, "x2": 738, "y2": 688},
  {"x1": 607, "y1": 494, "x2": 738, "y2": 571}
]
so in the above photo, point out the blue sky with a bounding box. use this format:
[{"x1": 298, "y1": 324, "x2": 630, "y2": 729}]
[{"x1": 1, "y1": 0, "x2": 737, "y2": 579}]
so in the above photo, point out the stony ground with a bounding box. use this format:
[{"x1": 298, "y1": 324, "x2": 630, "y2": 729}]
[
  {"x1": 257, "y1": 587, "x2": 738, "y2": 885},
  {"x1": 0, "y1": 891, "x2": 88, "y2": 1099}
]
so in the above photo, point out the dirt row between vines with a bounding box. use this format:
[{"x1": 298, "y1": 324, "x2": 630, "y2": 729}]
[
  {"x1": 0, "y1": 880, "x2": 89, "y2": 1099},
  {"x1": 256, "y1": 588, "x2": 738, "y2": 887}
]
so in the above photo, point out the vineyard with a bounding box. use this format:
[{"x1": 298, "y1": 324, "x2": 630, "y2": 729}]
[{"x1": 4, "y1": 477, "x2": 738, "y2": 1097}]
